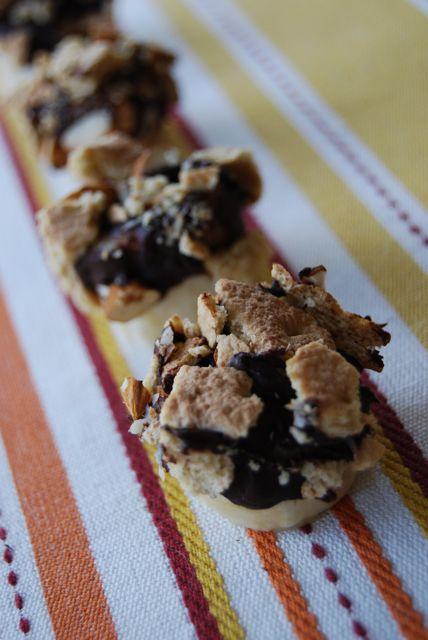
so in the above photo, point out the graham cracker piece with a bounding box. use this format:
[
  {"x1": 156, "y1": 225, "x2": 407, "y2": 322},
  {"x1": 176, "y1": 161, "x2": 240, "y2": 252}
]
[
  {"x1": 160, "y1": 365, "x2": 263, "y2": 439},
  {"x1": 215, "y1": 278, "x2": 333, "y2": 356},
  {"x1": 286, "y1": 341, "x2": 363, "y2": 437},
  {"x1": 272, "y1": 263, "x2": 390, "y2": 371},
  {"x1": 180, "y1": 146, "x2": 262, "y2": 204}
]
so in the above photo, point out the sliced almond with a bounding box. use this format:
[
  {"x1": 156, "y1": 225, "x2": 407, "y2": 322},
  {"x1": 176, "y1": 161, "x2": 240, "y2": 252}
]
[
  {"x1": 197, "y1": 292, "x2": 227, "y2": 347},
  {"x1": 121, "y1": 377, "x2": 150, "y2": 420}
]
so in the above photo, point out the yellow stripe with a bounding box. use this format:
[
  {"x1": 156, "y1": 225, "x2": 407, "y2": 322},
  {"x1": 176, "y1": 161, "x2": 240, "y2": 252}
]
[
  {"x1": 3, "y1": 107, "x2": 51, "y2": 207},
  {"x1": 377, "y1": 431, "x2": 428, "y2": 537},
  {"x1": 89, "y1": 312, "x2": 245, "y2": 640},
  {"x1": 237, "y1": 0, "x2": 428, "y2": 207},
  {"x1": 3, "y1": 106, "x2": 244, "y2": 640},
  {"x1": 160, "y1": 0, "x2": 427, "y2": 349}
]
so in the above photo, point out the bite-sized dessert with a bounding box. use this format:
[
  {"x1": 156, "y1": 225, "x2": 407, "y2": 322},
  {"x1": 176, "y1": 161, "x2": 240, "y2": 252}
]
[
  {"x1": 37, "y1": 145, "x2": 271, "y2": 322},
  {"x1": 0, "y1": 0, "x2": 112, "y2": 64},
  {"x1": 121, "y1": 264, "x2": 390, "y2": 531},
  {"x1": 19, "y1": 34, "x2": 177, "y2": 166}
]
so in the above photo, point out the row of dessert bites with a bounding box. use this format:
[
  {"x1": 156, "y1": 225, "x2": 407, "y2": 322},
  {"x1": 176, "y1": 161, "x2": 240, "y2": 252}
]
[
  {"x1": 2, "y1": 2, "x2": 177, "y2": 165},
  {"x1": 4, "y1": 4, "x2": 272, "y2": 320},
  {"x1": 4, "y1": 4, "x2": 390, "y2": 530}
]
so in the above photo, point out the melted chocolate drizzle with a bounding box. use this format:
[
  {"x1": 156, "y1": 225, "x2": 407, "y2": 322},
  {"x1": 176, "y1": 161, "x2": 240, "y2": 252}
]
[
  {"x1": 75, "y1": 166, "x2": 246, "y2": 295},
  {"x1": 166, "y1": 351, "x2": 369, "y2": 509},
  {"x1": 27, "y1": 58, "x2": 173, "y2": 140},
  {"x1": 75, "y1": 215, "x2": 203, "y2": 293},
  {"x1": 0, "y1": 1, "x2": 107, "y2": 61}
]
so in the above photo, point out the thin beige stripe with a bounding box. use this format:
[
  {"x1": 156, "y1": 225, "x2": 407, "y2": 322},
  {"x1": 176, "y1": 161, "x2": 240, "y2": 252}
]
[{"x1": 160, "y1": 0, "x2": 427, "y2": 347}]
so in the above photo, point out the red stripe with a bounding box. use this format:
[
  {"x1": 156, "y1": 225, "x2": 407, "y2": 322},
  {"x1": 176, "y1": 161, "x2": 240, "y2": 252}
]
[
  {"x1": 362, "y1": 373, "x2": 428, "y2": 497},
  {"x1": 0, "y1": 117, "x2": 222, "y2": 640},
  {"x1": 70, "y1": 307, "x2": 222, "y2": 640}
]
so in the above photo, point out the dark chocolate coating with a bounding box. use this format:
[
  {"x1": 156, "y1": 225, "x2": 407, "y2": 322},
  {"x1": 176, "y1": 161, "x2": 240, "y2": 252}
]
[
  {"x1": 223, "y1": 458, "x2": 305, "y2": 509},
  {"x1": 75, "y1": 216, "x2": 203, "y2": 293},
  {"x1": 75, "y1": 169, "x2": 246, "y2": 295},
  {"x1": 27, "y1": 60, "x2": 174, "y2": 141},
  {"x1": 165, "y1": 351, "x2": 367, "y2": 509},
  {"x1": 0, "y1": 1, "x2": 107, "y2": 60}
]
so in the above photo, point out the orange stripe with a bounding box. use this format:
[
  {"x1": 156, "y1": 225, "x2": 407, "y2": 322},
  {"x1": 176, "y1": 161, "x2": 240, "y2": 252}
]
[
  {"x1": 0, "y1": 294, "x2": 117, "y2": 640},
  {"x1": 248, "y1": 531, "x2": 324, "y2": 640},
  {"x1": 1, "y1": 108, "x2": 242, "y2": 640},
  {"x1": 334, "y1": 497, "x2": 428, "y2": 640}
]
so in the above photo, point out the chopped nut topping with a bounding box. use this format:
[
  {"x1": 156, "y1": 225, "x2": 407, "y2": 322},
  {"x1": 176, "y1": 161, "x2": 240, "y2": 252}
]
[
  {"x1": 298, "y1": 265, "x2": 326, "y2": 288},
  {"x1": 168, "y1": 314, "x2": 185, "y2": 336},
  {"x1": 197, "y1": 292, "x2": 227, "y2": 347},
  {"x1": 124, "y1": 176, "x2": 169, "y2": 216},
  {"x1": 160, "y1": 337, "x2": 211, "y2": 391},
  {"x1": 301, "y1": 461, "x2": 348, "y2": 499},
  {"x1": 121, "y1": 377, "x2": 150, "y2": 420}
]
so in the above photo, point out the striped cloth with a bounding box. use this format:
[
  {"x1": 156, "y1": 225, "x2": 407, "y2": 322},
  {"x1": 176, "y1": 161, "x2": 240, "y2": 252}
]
[{"x1": 0, "y1": 0, "x2": 427, "y2": 638}]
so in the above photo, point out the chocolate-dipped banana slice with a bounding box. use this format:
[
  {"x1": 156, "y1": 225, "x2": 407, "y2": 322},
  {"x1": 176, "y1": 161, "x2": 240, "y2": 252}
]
[
  {"x1": 37, "y1": 144, "x2": 271, "y2": 322},
  {"x1": 20, "y1": 34, "x2": 177, "y2": 166},
  {"x1": 122, "y1": 264, "x2": 389, "y2": 531}
]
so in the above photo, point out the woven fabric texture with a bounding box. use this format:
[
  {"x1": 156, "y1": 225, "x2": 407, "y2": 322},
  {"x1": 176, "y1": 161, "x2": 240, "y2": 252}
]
[{"x1": 0, "y1": 1, "x2": 427, "y2": 638}]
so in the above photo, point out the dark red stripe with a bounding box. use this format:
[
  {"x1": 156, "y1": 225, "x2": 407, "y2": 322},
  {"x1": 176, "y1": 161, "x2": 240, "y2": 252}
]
[
  {"x1": 70, "y1": 306, "x2": 222, "y2": 640},
  {"x1": 0, "y1": 117, "x2": 222, "y2": 640},
  {"x1": 361, "y1": 373, "x2": 428, "y2": 497}
]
